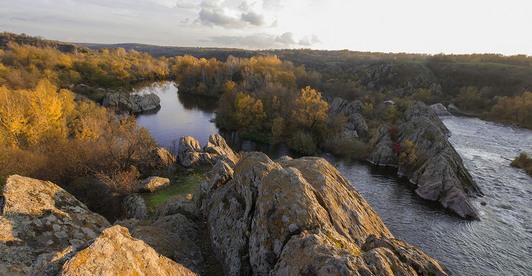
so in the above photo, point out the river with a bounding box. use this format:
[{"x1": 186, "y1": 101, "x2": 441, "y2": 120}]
[{"x1": 136, "y1": 82, "x2": 532, "y2": 275}]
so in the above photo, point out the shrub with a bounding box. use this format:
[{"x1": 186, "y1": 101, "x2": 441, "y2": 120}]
[
  {"x1": 288, "y1": 130, "x2": 317, "y2": 155},
  {"x1": 511, "y1": 152, "x2": 532, "y2": 176},
  {"x1": 321, "y1": 134, "x2": 370, "y2": 160}
]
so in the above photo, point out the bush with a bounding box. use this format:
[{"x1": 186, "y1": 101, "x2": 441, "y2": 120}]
[
  {"x1": 511, "y1": 152, "x2": 532, "y2": 176},
  {"x1": 321, "y1": 134, "x2": 370, "y2": 160},
  {"x1": 288, "y1": 130, "x2": 317, "y2": 155}
]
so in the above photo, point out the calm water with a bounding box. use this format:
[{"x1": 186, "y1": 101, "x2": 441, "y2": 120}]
[
  {"x1": 137, "y1": 82, "x2": 532, "y2": 275},
  {"x1": 135, "y1": 82, "x2": 218, "y2": 147}
]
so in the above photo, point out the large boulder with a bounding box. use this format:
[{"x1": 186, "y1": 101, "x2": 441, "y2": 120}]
[
  {"x1": 155, "y1": 196, "x2": 200, "y2": 221},
  {"x1": 122, "y1": 194, "x2": 148, "y2": 220},
  {"x1": 430, "y1": 103, "x2": 452, "y2": 116},
  {"x1": 102, "y1": 92, "x2": 161, "y2": 113},
  {"x1": 136, "y1": 176, "x2": 170, "y2": 193},
  {"x1": 447, "y1": 103, "x2": 461, "y2": 114},
  {"x1": 128, "y1": 225, "x2": 203, "y2": 274},
  {"x1": 115, "y1": 212, "x2": 204, "y2": 274},
  {"x1": 0, "y1": 175, "x2": 111, "y2": 275},
  {"x1": 143, "y1": 147, "x2": 176, "y2": 171},
  {"x1": 370, "y1": 101, "x2": 482, "y2": 219},
  {"x1": 200, "y1": 153, "x2": 447, "y2": 275},
  {"x1": 177, "y1": 134, "x2": 238, "y2": 168},
  {"x1": 60, "y1": 225, "x2": 196, "y2": 275}
]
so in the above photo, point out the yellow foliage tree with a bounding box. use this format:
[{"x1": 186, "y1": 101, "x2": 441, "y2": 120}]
[
  {"x1": 25, "y1": 80, "x2": 69, "y2": 144},
  {"x1": 292, "y1": 86, "x2": 329, "y2": 133},
  {"x1": 0, "y1": 86, "x2": 29, "y2": 146},
  {"x1": 234, "y1": 93, "x2": 266, "y2": 132}
]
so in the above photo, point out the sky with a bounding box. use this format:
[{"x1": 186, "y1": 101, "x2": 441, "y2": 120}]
[{"x1": 0, "y1": 0, "x2": 531, "y2": 55}]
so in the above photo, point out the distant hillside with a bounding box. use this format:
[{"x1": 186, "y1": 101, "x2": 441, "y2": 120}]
[
  {"x1": 78, "y1": 42, "x2": 255, "y2": 60},
  {"x1": 0, "y1": 32, "x2": 89, "y2": 53}
]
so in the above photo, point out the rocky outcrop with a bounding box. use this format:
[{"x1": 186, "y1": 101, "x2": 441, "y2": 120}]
[
  {"x1": 199, "y1": 152, "x2": 447, "y2": 275},
  {"x1": 369, "y1": 101, "x2": 482, "y2": 219},
  {"x1": 430, "y1": 103, "x2": 452, "y2": 116},
  {"x1": 116, "y1": 190, "x2": 205, "y2": 274},
  {"x1": 368, "y1": 124, "x2": 399, "y2": 167},
  {"x1": 136, "y1": 176, "x2": 170, "y2": 193},
  {"x1": 178, "y1": 134, "x2": 238, "y2": 167},
  {"x1": 122, "y1": 194, "x2": 148, "y2": 220},
  {"x1": 60, "y1": 225, "x2": 196, "y2": 275},
  {"x1": 155, "y1": 196, "x2": 201, "y2": 221},
  {"x1": 145, "y1": 147, "x2": 176, "y2": 171},
  {"x1": 102, "y1": 92, "x2": 161, "y2": 113},
  {"x1": 326, "y1": 97, "x2": 369, "y2": 138},
  {"x1": 127, "y1": 223, "x2": 203, "y2": 274},
  {"x1": 359, "y1": 61, "x2": 443, "y2": 96},
  {"x1": 0, "y1": 175, "x2": 111, "y2": 275},
  {"x1": 447, "y1": 103, "x2": 461, "y2": 114}
]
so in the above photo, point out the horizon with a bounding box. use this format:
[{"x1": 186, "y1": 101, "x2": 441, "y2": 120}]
[{"x1": 1, "y1": 0, "x2": 531, "y2": 55}]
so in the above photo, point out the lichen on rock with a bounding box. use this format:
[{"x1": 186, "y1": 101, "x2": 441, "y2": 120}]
[{"x1": 200, "y1": 152, "x2": 448, "y2": 275}]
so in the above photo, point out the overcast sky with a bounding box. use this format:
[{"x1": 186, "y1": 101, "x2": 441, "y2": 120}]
[{"x1": 1, "y1": 0, "x2": 531, "y2": 55}]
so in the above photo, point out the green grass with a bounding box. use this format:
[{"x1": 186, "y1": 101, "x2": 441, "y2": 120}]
[{"x1": 142, "y1": 169, "x2": 207, "y2": 211}]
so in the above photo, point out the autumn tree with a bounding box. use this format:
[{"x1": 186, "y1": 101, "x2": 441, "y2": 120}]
[
  {"x1": 234, "y1": 93, "x2": 266, "y2": 133},
  {"x1": 291, "y1": 86, "x2": 329, "y2": 135}
]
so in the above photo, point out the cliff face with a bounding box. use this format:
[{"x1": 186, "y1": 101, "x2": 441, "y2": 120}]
[
  {"x1": 199, "y1": 152, "x2": 448, "y2": 275},
  {"x1": 358, "y1": 61, "x2": 443, "y2": 97},
  {"x1": 369, "y1": 102, "x2": 482, "y2": 219}
]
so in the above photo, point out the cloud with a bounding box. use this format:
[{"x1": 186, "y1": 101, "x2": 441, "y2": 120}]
[
  {"x1": 207, "y1": 32, "x2": 298, "y2": 49},
  {"x1": 197, "y1": 2, "x2": 268, "y2": 28},
  {"x1": 198, "y1": 8, "x2": 243, "y2": 28},
  {"x1": 238, "y1": 1, "x2": 249, "y2": 11},
  {"x1": 262, "y1": 0, "x2": 281, "y2": 10},
  {"x1": 275, "y1": 32, "x2": 294, "y2": 44},
  {"x1": 299, "y1": 34, "x2": 321, "y2": 46},
  {"x1": 175, "y1": 0, "x2": 197, "y2": 9},
  {"x1": 241, "y1": 11, "x2": 264, "y2": 26}
]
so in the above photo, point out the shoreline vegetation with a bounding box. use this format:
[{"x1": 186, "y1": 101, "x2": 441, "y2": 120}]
[
  {"x1": 511, "y1": 152, "x2": 532, "y2": 176},
  {"x1": 0, "y1": 32, "x2": 529, "y2": 219}
]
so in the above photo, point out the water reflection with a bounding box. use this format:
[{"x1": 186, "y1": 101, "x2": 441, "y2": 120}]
[
  {"x1": 135, "y1": 82, "x2": 218, "y2": 147},
  {"x1": 177, "y1": 92, "x2": 218, "y2": 113}
]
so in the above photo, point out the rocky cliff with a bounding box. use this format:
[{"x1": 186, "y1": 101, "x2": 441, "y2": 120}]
[
  {"x1": 178, "y1": 134, "x2": 239, "y2": 167},
  {"x1": 325, "y1": 97, "x2": 369, "y2": 138},
  {"x1": 369, "y1": 101, "x2": 482, "y2": 219},
  {"x1": 199, "y1": 152, "x2": 448, "y2": 275},
  {"x1": 358, "y1": 61, "x2": 443, "y2": 97}
]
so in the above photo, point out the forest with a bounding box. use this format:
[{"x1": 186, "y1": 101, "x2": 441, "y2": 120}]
[{"x1": 85, "y1": 38, "x2": 532, "y2": 129}]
